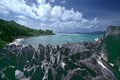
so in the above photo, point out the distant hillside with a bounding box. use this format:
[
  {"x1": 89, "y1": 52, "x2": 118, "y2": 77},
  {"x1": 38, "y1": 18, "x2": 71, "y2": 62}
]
[
  {"x1": 57, "y1": 31, "x2": 105, "y2": 34},
  {"x1": 75, "y1": 31, "x2": 105, "y2": 34},
  {"x1": 0, "y1": 19, "x2": 54, "y2": 47}
]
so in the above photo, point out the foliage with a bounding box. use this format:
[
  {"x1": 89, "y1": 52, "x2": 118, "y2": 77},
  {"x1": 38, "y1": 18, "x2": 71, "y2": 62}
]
[
  {"x1": 0, "y1": 19, "x2": 54, "y2": 48},
  {"x1": 101, "y1": 34, "x2": 120, "y2": 80},
  {"x1": 103, "y1": 34, "x2": 120, "y2": 63}
]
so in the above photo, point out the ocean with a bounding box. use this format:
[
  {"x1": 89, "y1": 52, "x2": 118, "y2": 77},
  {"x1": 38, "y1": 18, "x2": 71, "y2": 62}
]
[{"x1": 13, "y1": 33, "x2": 101, "y2": 48}]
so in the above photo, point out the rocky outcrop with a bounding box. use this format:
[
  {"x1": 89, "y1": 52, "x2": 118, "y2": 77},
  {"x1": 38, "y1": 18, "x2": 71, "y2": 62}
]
[
  {"x1": 0, "y1": 42, "x2": 118, "y2": 80},
  {"x1": 105, "y1": 26, "x2": 120, "y2": 37},
  {"x1": 99, "y1": 26, "x2": 120, "y2": 79},
  {"x1": 0, "y1": 26, "x2": 120, "y2": 80}
]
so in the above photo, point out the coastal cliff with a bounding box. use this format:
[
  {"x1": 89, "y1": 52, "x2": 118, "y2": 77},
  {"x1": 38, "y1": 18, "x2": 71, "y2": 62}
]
[
  {"x1": 0, "y1": 26, "x2": 120, "y2": 80},
  {"x1": 105, "y1": 26, "x2": 120, "y2": 37},
  {"x1": 99, "y1": 26, "x2": 120, "y2": 79}
]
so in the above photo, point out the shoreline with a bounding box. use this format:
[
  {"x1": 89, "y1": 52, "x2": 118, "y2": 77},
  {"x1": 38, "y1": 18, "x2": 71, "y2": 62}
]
[
  {"x1": 6, "y1": 34, "x2": 55, "y2": 47},
  {"x1": 2, "y1": 37, "x2": 117, "y2": 80},
  {"x1": 9, "y1": 38, "x2": 25, "y2": 45},
  {"x1": 8, "y1": 34, "x2": 101, "y2": 48}
]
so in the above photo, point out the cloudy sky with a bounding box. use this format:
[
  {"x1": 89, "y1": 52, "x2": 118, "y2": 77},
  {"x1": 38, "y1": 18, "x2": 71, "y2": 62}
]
[{"x1": 0, "y1": 0, "x2": 120, "y2": 32}]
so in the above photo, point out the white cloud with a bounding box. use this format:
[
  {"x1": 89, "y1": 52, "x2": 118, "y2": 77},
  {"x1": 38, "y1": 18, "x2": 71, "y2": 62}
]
[
  {"x1": 0, "y1": 5, "x2": 9, "y2": 15},
  {"x1": 16, "y1": 20, "x2": 28, "y2": 26},
  {"x1": 0, "y1": 0, "x2": 37, "y2": 19},
  {"x1": 15, "y1": 15, "x2": 28, "y2": 20},
  {"x1": 91, "y1": 18, "x2": 99, "y2": 24},
  {"x1": 36, "y1": 0, "x2": 46, "y2": 4},
  {"x1": 62, "y1": 8, "x2": 83, "y2": 21},
  {"x1": 0, "y1": 0, "x2": 99, "y2": 32},
  {"x1": 51, "y1": 6, "x2": 65, "y2": 21},
  {"x1": 36, "y1": 4, "x2": 52, "y2": 20},
  {"x1": 49, "y1": 0, "x2": 55, "y2": 3},
  {"x1": 60, "y1": 0, "x2": 66, "y2": 4}
]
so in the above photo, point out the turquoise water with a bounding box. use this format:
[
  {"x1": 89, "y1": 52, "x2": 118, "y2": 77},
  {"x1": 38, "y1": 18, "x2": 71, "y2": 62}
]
[{"x1": 21, "y1": 33, "x2": 101, "y2": 47}]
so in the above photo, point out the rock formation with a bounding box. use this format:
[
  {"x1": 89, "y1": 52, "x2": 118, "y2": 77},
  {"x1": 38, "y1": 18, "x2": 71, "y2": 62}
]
[{"x1": 0, "y1": 26, "x2": 120, "y2": 80}]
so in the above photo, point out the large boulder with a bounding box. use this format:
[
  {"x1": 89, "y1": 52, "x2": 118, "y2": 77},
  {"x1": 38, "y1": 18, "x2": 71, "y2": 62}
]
[
  {"x1": 3, "y1": 66, "x2": 16, "y2": 80},
  {"x1": 31, "y1": 66, "x2": 44, "y2": 80},
  {"x1": 63, "y1": 43, "x2": 87, "y2": 55},
  {"x1": 37, "y1": 44, "x2": 45, "y2": 61}
]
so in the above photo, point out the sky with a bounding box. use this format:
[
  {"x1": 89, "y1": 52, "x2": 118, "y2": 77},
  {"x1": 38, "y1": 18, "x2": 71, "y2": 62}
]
[{"x1": 0, "y1": 0, "x2": 120, "y2": 32}]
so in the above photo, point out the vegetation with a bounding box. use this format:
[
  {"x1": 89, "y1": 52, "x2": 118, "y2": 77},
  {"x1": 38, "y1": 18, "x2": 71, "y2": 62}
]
[
  {"x1": 102, "y1": 34, "x2": 120, "y2": 77},
  {"x1": 103, "y1": 34, "x2": 120, "y2": 63},
  {"x1": 0, "y1": 19, "x2": 54, "y2": 48}
]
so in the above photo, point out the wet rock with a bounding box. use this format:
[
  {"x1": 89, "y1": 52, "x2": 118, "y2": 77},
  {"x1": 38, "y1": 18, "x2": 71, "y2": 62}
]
[
  {"x1": 81, "y1": 49, "x2": 92, "y2": 59},
  {"x1": 48, "y1": 67, "x2": 56, "y2": 80},
  {"x1": 0, "y1": 40, "x2": 119, "y2": 80},
  {"x1": 15, "y1": 69, "x2": 28, "y2": 80},
  {"x1": 63, "y1": 43, "x2": 86, "y2": 55},
  {"x1": 3, "y1": 66, "x2": 16, "y2": 80},
  {"x1": 0, "y1": 56, "x2": 10, "y2": 68},
  {"x1": 31, "y1": 65, "x2": 44, "y2": 80},
  {"x1": 37, "y1": 44, "x2": 45, "y2": 61}
]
